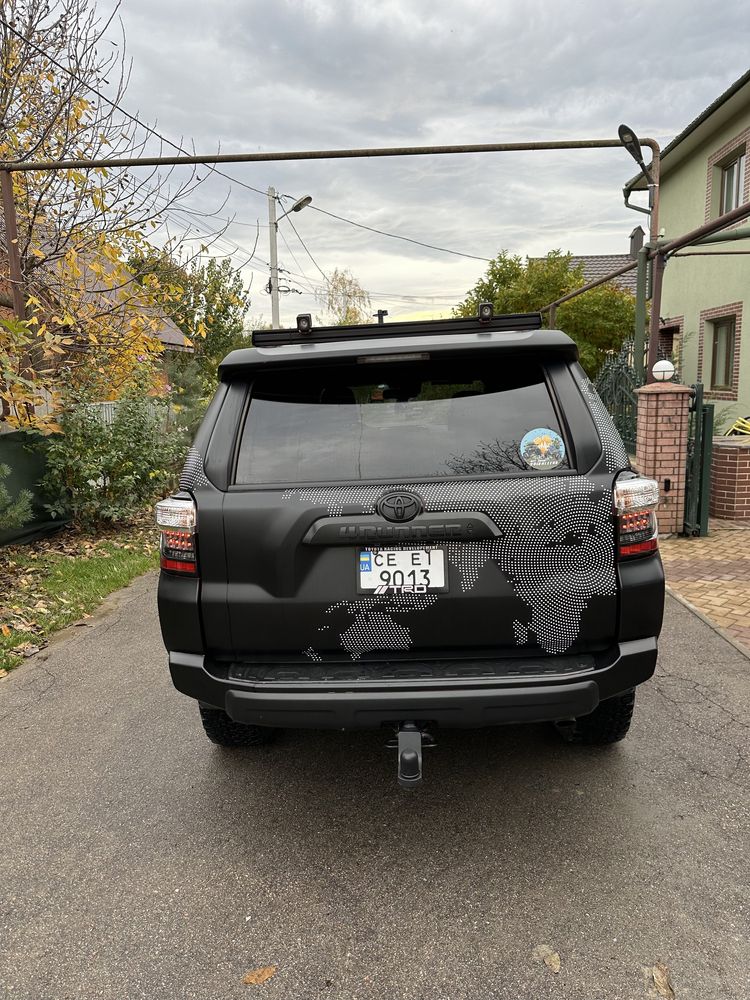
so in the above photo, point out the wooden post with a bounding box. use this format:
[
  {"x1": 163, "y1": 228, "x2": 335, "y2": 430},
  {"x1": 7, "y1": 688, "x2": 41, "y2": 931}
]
[{"x1": 0, "y1": 169, "x2": 26, "y2": 320}]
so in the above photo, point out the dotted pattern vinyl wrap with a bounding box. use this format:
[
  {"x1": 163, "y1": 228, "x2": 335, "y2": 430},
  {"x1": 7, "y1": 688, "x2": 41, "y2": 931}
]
[
  {"x1": 312, "y1": 594, "x2": 439, "y2": 661},
  {"x1": 285, "y1": 476, "x2": 616, "y2": 658},
  {"x1": 577, "y1": 374, "x2": 630, "y2": 473},
  {"x1": 179, "y1": 447, "x2": 211, "y2": 491}
]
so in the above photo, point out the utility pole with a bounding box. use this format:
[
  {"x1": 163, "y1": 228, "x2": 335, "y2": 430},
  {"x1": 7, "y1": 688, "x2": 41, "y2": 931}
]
[
  {"x1": 267, "y1": 186, "x2": 280, "y2": 330},
  {"x1": 267, "y1": 189, "x2": 315, "y2": 330},
  {"x1": 0, "y1": 170, "x2": 26, "y2": 320},
  {"x1": 373, "y1": 309, "x2": 388, "y2": 325}
]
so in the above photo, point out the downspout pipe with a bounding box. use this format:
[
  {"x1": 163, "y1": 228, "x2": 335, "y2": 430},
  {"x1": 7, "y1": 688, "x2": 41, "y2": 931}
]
[{"x1": 623, "y1": 187, "x2": 651, "y2": 217}]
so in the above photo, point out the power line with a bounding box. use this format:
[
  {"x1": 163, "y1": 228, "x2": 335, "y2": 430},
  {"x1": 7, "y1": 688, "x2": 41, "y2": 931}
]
[
  {"x1": 0, "y1": 14, "x2": 269, "y2": 202},
  {"x1": 1, "y1": 17, "x2": 480, "y2": 310},
  {"x1": 2, "y1": 16, "x2": 496, "y2": 267},
  {"x1": 276, "y1": 227, "x2": 318, "y2": 295},
  {"x1": 144, "y1": 196, "x2": 466, "y2": 303},
  {"x1": 284, "y1": 215, "x2": 329, "y2": 283},
  {"x1": 169, "y1": 191, "x2": 494, "y2": 265},
  {"x1": 299, "y1": 202, "x2": 493, "y2": 262},
  {"x1": 160, "y1": 208, "x2": 317, "y2": 298}
]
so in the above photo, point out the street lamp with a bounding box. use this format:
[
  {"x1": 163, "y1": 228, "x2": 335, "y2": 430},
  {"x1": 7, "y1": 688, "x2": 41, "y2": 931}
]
[
  {"x1": 268, "y1": 190, "x2": 313, "y2": 328},
  {"x1": 618, "y1": 124, "x2": 655, "y2": 187},
  {"x1": 281, "y1": 194, "x2": 312, "y2": 218}
]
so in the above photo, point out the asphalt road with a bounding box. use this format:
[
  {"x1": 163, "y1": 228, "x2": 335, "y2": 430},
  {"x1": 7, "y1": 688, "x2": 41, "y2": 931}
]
[{"x1": 1, "y1": 573, "x2": 749, "y2": 1000}]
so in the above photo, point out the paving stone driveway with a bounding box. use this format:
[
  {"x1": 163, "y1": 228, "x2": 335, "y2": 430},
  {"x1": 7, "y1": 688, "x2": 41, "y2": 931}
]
[{"x1": 660, "y1": 520, "x2": 750, "y2": 652}]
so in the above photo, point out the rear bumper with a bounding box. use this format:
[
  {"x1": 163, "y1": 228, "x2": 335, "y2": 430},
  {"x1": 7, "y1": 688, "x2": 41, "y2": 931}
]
[{"x1": 168, "y1": 637, "x2": 658, "y2": 729}]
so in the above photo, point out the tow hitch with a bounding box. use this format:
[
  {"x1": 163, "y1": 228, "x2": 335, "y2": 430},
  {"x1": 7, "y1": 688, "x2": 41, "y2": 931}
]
[{"x1": 387, "y1": 722, "x2": 436, "y2": 788}]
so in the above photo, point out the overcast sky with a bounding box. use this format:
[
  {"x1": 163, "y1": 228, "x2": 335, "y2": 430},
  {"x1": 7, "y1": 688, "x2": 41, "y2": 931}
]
[{"x1": 111, "y1": 0, "x2": 750, "y2": 325}]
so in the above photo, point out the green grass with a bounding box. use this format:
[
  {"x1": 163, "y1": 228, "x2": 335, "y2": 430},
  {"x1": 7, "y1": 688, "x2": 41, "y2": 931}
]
[{"x1": 0, "y1": 535, "x2": 158, "y2": 672}]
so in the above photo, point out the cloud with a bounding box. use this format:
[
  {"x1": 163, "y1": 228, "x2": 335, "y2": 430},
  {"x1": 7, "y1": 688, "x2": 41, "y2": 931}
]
[{"x1": 113, "y1": 0, "x2": 750, "y2": 321}]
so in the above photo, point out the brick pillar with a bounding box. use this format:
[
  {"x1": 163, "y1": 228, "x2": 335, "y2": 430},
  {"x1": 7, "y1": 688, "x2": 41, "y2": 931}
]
[
  {"x1": 710, "y1": 438, "x2": 750, "y2": 520},
  {"x1": 635, "y1": 383, "x2": 693, "y2": 534}
]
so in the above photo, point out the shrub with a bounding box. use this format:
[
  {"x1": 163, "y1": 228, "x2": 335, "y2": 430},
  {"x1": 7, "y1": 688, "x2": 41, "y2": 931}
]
[
  {"x1": 0, "y1": 462, "x2": 34, "y2": 531},
  {"x1": 43, "y1": 383, "x2": 186, "y2": 528}
]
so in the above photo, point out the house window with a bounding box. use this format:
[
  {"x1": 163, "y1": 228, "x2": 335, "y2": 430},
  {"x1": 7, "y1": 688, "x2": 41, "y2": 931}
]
[
  {"x1": 658, "y1": 326, "x2": 678, "y2": 360},
  {"x1": 720, "y1": 150, "x2": 746, "y2": 213},
  {"x1": 710, "y1": 317, "x2": 736, "y2": 390}
]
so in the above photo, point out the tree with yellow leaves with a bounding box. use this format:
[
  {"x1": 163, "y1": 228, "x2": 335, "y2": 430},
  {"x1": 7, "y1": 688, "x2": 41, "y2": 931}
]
[
  {"x1": 0, "y1": 0, "x2": 205, "y2": 429},
  {"x1": 316, "y1": 267, "x2": 371, "y2": 326}
]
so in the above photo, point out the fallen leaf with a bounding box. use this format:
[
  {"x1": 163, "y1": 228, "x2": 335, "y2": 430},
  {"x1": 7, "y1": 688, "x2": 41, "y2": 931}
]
[
  {"x1": 0, "y1": 668, "x2": 8, "y2": 679},
  {"x1": 544, "y1": 952, "x2": 561, "y2": 973},
  {"x1": 532, "y1": 944, "x2": 561, "y2": 973},
  {"x1": 242, "y1": 966, "x2": 277, "y2": 986},
  {"x1": 1, "y1": 624, "x2": 11, "y2": 637},
  {"x1": 651, "y1": 963, "x2": 675, "y2": 999},
  {"x1": 11, "y1": 643, "x2": 41, "y2": 657}
]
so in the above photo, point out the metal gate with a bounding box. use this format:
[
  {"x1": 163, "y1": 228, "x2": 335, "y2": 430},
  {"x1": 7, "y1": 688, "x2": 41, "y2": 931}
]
[
  {"x1": 594, "y1": 344, "x2": 641, "y2": 455},
  {"x1": 683, "y1": 383, "x2": 714, "y2": 537}
]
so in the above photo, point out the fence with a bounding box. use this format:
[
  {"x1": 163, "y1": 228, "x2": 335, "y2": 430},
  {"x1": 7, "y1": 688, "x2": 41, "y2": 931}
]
[
  {"x1": 594, "y1": 344, "x2": 641, "y2": 456},
  {"x1": 89, "y1": 399, "x2": 170, "y2": 428},
  {"x1": 0, "y1": 430, "x2": 67, "y2": 545}
]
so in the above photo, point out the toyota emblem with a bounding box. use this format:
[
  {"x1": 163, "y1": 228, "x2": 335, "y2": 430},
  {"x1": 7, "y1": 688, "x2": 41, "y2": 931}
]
[{"x1": 376, "y1": 491, "x2": 423, "y2": 523}]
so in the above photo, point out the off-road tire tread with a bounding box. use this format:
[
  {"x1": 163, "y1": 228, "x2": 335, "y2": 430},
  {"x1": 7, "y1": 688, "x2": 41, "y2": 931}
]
[
  {"x1": 572, "y1": 691, "x2": 635, "y2": 745},
  {"x1": 198, "y1": 706, "x2": 276, "y2": 747}
]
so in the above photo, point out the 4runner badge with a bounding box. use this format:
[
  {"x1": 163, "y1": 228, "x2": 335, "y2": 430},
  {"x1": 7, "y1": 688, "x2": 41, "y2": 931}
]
[{"x1": 376, "y1": 491, "x2": 423, "y2": 523}]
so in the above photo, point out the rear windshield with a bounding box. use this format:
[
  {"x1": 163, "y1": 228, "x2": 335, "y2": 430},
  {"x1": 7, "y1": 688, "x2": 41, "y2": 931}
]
[{"x1": 234, "y1": 359, "x2": 569, "y2": 485}]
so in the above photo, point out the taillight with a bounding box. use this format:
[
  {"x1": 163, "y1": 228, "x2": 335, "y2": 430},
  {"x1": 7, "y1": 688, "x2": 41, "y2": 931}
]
[
  {"x1": 156, "y1": 495, "x2": 198, "y2": 575},
  {"x1": 614, "y1": 477, "x2": 659, "y2": 559}
]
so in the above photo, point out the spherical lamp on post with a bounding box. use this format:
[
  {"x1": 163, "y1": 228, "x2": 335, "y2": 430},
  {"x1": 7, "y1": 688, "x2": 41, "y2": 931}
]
[{"x1": 652, "y1": 359, "x2": 675, "y2": 383}]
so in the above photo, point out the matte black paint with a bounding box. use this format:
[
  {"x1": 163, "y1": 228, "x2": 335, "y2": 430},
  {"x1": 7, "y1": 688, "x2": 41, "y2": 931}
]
[
  {"x1": 303, "y1": 512, "x2": 502, "y2": 545},
  {"x1": 158, "y1": 322, "x2": 665, "y2": 732},
  {"x1": 168, "y1": 637, "x2": 657, "y2": 728}
]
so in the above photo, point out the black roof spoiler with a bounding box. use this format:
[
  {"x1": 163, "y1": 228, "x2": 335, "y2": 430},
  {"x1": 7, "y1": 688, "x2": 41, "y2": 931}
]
[{"x1": 252, "y1": 311, "x2": 543, "y2": 347}]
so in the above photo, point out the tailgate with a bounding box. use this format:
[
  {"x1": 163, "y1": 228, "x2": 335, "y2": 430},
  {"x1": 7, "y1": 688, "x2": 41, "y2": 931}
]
[{"x1": 220, "y1": 476, "x2": 617, "y2": 659}]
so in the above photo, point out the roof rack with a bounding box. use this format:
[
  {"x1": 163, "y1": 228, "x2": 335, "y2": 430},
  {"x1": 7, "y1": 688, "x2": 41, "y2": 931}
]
[{"x1": 251, "y1": 308, "x2": 543, "y2": 347}]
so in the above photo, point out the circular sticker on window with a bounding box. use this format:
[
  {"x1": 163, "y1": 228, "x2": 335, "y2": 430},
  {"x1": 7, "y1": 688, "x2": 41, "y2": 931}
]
[{"x1": 520, "y1": 428, "x2": 566, "y2": 471}]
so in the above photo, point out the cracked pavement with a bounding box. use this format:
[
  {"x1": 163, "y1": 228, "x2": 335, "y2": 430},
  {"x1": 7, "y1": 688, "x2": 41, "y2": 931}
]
[{"x1": 1, "y1": 572, "x2": 749, "y2": 999}]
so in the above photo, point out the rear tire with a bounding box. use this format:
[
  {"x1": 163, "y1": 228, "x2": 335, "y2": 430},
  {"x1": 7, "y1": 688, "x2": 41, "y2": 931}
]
[
  {"x1": 198, "y1": 705, "x2": 277, "y2": 747},
  {"x1": 568, "y1": 690, "x2": 636, "y2": 745}
]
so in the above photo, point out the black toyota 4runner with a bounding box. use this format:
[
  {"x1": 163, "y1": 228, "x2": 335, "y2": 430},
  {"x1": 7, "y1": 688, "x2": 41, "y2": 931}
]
[{"x1": 156, "y1": 310, "x2": 664, "y2": 785}]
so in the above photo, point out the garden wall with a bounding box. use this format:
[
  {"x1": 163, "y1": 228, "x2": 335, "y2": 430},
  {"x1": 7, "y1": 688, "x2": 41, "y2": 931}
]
[{"x1": 710, "y1": 437, "x2": 750, "y2": 521}]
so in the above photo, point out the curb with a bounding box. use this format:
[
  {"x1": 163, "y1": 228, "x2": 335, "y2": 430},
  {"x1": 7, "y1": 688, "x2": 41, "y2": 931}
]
[{"x1": 666, "y1": 585, "x2": 750, "y2": 661}]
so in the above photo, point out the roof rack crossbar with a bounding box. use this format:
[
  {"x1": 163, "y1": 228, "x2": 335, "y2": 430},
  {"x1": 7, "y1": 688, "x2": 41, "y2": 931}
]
[{"x1": 252, "y1": 312, "x2": 543, "y2": 347}]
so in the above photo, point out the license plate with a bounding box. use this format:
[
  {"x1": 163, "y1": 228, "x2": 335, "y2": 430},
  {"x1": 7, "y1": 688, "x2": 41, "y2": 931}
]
[{"x1": 358, "y1": 547, "x2": 447, "y2": 593}]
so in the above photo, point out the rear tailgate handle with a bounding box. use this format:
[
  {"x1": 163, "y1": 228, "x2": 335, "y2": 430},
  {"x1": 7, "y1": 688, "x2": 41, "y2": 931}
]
[{"x1": 303, "y1": 512, "x2": 502, "y2": 545}]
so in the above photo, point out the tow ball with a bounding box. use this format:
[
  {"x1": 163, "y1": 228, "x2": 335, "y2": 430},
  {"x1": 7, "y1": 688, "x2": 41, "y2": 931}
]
[{"x1": 386, "y1": 722, "x2": 436, "y2": 788}]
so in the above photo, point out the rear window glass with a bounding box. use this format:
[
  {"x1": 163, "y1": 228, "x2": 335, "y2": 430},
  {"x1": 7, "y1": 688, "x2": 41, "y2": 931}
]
[{"x1": 234, "y1": 359, "x2": 569, "y2": 484}]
